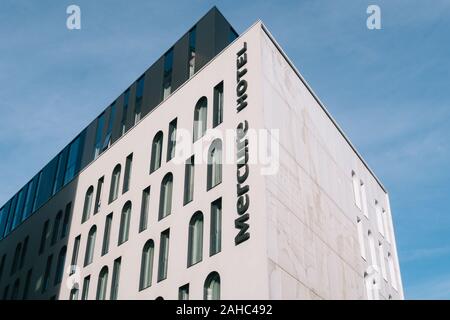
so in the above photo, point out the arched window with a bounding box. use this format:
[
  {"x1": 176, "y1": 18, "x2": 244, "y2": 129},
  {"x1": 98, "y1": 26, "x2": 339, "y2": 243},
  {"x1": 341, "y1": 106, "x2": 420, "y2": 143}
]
[
  {"x1": 204, "y1": 271, "x2": 220, "y2": 300},
  {"x1": 193, "y1": 97, "x2": 207, "y2": 141},
  {"x1": 109, "y1": 165, "x2": 121, "y2": 203},
  {"x1": 96, "y1": 266, "x2": 109, "y2": 300},
  {"x1": 118, "y1": 201, "x2": 132, "y2": 245},
  {"x1": 51, "y1": 211, "x2": 63, "y2": 244},
  {"x1": 159, "y1": 173, "x2": 173, "y2": 220},
  {"x1": 188, "y1": 211, "x2": 203, "y2": 267},
  {"x1": 150, "y1": 131, "x2": 163, "y2": 173},
  {"x1": 139, "y1": 239, "x2": 154, "y2": 290},
  {"x1": 69, "y1": 285, "x2": 79, "y2": 300},
  {"x1": 54, "y1": 246, "x2": 67, "y2": 285},
  {"x1": 82, "y1": 186, "x2": 94, "y2": 223},
  {"x1": 207, "y1": 139, "x2": 222, "y2": 190},
  {"x1": 84, "y1": 225, "x2": 97, "y2": 266},
  {"x1": 155, "y1": 296, "x2": 164, "y2": 300}
]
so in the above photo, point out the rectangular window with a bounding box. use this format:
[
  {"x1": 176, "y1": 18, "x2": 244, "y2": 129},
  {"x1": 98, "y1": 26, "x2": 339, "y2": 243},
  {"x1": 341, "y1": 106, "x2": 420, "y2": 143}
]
[
  {"x1": 383, "y1": 208, "x2": 391, "y2": 243},
  {"x1": 352, "y1": 172, "x2": 361, "y2": 210},
  {"x1": 158, "y1": 229, "x2": 170, "y2": 282},
  {"x1": 61, "y1": 202, "x2": 72, "y2": 239},
  {"x1": 52, "y1": 151, "x2": 67, "y2": 195},
  {"x1": 139, "y1": 186, "x2": 151, "y2": 232},
  {"x1": 167, "y1": 118, "x2": 177, "y2": 161},
  {"x1": 110, "y1": 257, "x2": 121, "y2": 300},
  {"x1": 70, "y1": 235, "x2": 81, "y2": 275},
  {"x1": 188, "y1": 27, "x2": 196, "y2": 77},
  {"x1": 102, "y1": 103, "x2": 116, "y2": 152},
  {"x1": 123, "y1": 153, "x2": 133, "y2": 194},
  {"x1": 210, "y1": 198, "x2": 222, "y2": 256},
  {"x1": 179, "y1": 284, "x2": 189, "y2": 300},
  {"x1": 22, "y1": 269, "x2": 32, "y2": 300},
  {"x1": 32, "y1": 171, "x2": 43, "y2": 212},
  {"x1": 5, "y1": 195, "x2": 18, "y2": 236},
  {"x1": 163, "y1": 48, "x2": 173, "y2": 99},
  {"x1": 81, "y1": 275, "x2": 90, "y2": 300},
  {"x1": 94, "y1": 177, "x2": 104, "y2": 214},
  {"x1": 183, "y1": 156, "x2": 195, "y2": 205},
  {"x1": 135, "y1": 75, "x2": 145, "y2": 123},
  {"x1": 388, "y1": 253, "x2": 398, "y2": 290},
  {"x1": 64, "y1": 137, "x2": 81, "y2": 185},
  {"x1": 0, "y1": 254, "x2": 6, "y2": 283},
  {"x1": 379, "y1": 242, "x2": 388, "y2": 281},
  {"x1": 23, "y1": 175, "x2": 39, "y2": 221},
  {"x1": 360, "y1": 182, "x2": 369, "y2": 218},
  {"x1": 375, "y1": 201, "x2": 385, "y2": 237},
  {"x1": 12, "y1": 187, "x2": 26, "y2": 231},
  {"x1": 356, "y1": 217, "x2": 366, "y2": 260},
  {"x1": 368, "y1": 231, "x2": 378, "y2": 267},
  {"x1": 39, "y1": 219, "x2": 50, "y2": 255},
  {"x1": 94, "y1": 113, "x2": 105, "y2": 159},
  {"x1": 121, "y1": 89, "x2": 130, "y2": 135},
  {"x1": 102, "y1": 213, "x2": 113, "y2": 256},
  {"x1": 213, "y1": 81, "x2": 224, "y2": 127},
  {"x1": 19, "y1": 236, "x2": 29, "y2": 270},
  {"x1": 0, "y1": 204, "x2": 9, "y2": 240},
  {"x1": 42, "y1": 254, "x2": 53, "y2": 293}
]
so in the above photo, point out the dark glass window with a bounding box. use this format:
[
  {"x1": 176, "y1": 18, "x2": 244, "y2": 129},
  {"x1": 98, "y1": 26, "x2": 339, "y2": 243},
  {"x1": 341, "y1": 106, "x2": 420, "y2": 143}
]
[
  {"x1": 94, "y1": 113, "x2": 105, "y2": 159},
  {"x1": 39, "y1": 219, "x2": 50, "y2": 255},
  {"x1": 139, "y1": 186, "x2": 151, "y2": 233},
  {"x1": 61, "y1": 202, "x2": 72, "y2": 239},
  {"x1": 150, "y1": 131, "x2": 163, "y2": 173},
  {"x1": 210, "y1": 198, "x2": 222, "y2": 256},
  {"x1": 167, "y1": 118, "x2": 177, "y2": 161},
  {"x1": 42, "y1": 254, "x2": 53, "y2": 293},
  {"x1": 102, "y1": 103, "x2": 116, "y2": 151},
  {"x1": 123, "y1": 153, "x2": 133, "y2": 194},
  {"x1": 12, "y1": 187, "x2": 27, "y2": 231},
  {"x1": 94, "y1": 177, "x2": 104, "y2": 214},
  {"x1": 54, "y1": 246, "x2": 67, "y2": 285},
  {"x1": 22, "y1": 176, "x2": 38, "y2": 220},
  {"x1": 64, "y1": 136, "x2": 81, "y2": 185},
  {"x1": 158, "y1": 229, "x2": 170, "y2": 282},
  {"x1": 102, "y1": 213, "x2": 113, "y2": 256},
  {"x1": 213, "y1": 81, "x2": 224, "y2": 127},
  {"x1": 135, "y1": 76, "x2": 145, "y2": 123},
  {"x1": 163, "y1": 49, "x2": 174, "y2": 99},
  {"x1": 110, "y1": 257, "x2": 121, "y2": 300},
  {"x1": 51, "y1": 211, "x2": 63, "y2": 245},
  {"x1": 183, "y1": 156, "x2": 195, "y2": 205},
  {"x1": 121, "y1": 89, "x2": 130, "y2": 135},
  {"x1": 188, "y1": 27, "x2": 196, "y2": 77}
]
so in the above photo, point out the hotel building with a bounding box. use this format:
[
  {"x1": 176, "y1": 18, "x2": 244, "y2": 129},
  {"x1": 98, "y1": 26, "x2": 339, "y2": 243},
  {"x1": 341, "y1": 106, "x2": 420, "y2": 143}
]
[{"x1": 0, "y1": 7, "x2": 403, "y2": 300}]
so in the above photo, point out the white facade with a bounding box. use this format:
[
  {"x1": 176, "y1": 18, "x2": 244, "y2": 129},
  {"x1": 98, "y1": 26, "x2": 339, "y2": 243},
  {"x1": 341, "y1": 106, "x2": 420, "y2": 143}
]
[{"x1": 0, "y1": 21, "x2": 403, "y2": 300}]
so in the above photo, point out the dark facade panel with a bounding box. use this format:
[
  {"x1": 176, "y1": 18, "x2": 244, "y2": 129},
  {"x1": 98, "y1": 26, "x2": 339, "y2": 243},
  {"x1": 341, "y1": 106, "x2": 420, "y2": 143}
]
[
  {"x1": 172, "y1": 33, "x2": 190, "y2": 92},
  {"x1": 80, "y1": 120, "x2": 97, "y2": 169},
  {"x1": 141, "y1": 70, "x2": 152, "y2": 117},
  {"x1": 111, "y1": 94, "x2": 125, "y2": 144},
  {"x1": 214, "y1": 9, "x2": 232, "y2": 55},
  {"x1": 147, "y1": 56, "x2": 164, "y2": 113},
  {"x1": 34, "y1": 156, "x2": 59, "y2": 210},
  {"x1": 125, "y1": 84, "x2": 137, "y2": 131},
  {"x1": 195, "y1": 8, "x2": 216, "y2": 72}
]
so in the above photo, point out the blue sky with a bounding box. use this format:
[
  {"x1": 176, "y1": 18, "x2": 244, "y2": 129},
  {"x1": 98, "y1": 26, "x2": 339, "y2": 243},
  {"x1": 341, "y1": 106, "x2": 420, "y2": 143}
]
[{"x1": 0, "y1": 0, "x2": 449, "y2": 299}]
